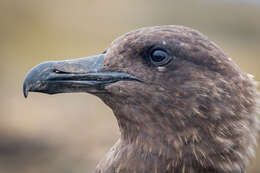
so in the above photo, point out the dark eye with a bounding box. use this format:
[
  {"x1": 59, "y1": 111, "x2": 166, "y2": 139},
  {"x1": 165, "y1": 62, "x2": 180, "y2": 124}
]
[{"x1": 149, "y1": 49, "x2": 170, "y2": 66}]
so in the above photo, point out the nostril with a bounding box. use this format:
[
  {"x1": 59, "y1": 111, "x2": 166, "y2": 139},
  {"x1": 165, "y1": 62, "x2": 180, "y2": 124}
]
[
  {"x1": 53, "y1": 69, "x2": 70, "y2": 74},
  {"x1": 53, "y1": 69, "x2": 61, "y2": 73}
]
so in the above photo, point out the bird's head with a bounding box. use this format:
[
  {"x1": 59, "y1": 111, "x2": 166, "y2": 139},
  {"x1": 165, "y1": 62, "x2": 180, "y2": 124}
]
[{"x1": 23, "y1": 26, "x2": 259, "y2": 171}]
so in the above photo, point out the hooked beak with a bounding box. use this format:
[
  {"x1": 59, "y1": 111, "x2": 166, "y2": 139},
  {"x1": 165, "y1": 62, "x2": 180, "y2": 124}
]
[{"x1": 23, "y1": 54, "x2": 142, "y2": 98}]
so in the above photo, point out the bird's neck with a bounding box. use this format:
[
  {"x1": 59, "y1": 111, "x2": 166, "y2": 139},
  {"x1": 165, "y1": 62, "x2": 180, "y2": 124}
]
[
  {"x1": 105, "y1": 105, "x2": 191, "y2": 173},
  {"x1": 95, "y1": 137, "x2": 181, "y2": 173},
  {"x1": 100, "y1": 106, "x2": 248, "y2": 173},
  {"x1": 98, "y1": 95, "x2": 251, "y2": 173}
]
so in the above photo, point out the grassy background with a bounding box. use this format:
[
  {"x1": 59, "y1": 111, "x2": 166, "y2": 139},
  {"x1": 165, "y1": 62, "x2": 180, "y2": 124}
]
[{"x1": 0, "y1": 0, "x2": 260, "y2": 172}]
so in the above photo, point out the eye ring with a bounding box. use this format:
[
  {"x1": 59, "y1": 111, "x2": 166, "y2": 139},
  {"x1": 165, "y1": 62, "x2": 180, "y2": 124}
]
[{"x1": 149, "y1": 49, "x2": 171, "y2": 66}]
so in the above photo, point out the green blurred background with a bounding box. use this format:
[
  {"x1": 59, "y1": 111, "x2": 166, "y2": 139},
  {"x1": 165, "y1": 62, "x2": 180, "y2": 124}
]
[{"x1": 0, "y1": 0, "x2": 260, "y2": 172}]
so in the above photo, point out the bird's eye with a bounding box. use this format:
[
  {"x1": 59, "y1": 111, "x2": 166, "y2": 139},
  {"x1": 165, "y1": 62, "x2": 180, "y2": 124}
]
[{"x1": 149, "y1": 49, "x2": 170, "y2": 66}]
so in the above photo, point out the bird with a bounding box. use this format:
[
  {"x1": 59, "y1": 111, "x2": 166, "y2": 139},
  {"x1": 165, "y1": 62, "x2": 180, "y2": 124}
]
[{"x1": 23, "y1": 25, "x2": 259, "y2": 173}]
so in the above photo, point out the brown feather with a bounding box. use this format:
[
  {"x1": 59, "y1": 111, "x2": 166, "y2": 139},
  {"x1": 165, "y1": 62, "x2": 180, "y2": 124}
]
[{"x1": 93, "y1": 25, "x2": 259, "y2": 173}]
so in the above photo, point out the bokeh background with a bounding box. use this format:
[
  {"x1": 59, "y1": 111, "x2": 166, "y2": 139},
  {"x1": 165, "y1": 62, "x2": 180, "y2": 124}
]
[{"x1": 1, "y1": 0, "x2": 260, "y2": 172}]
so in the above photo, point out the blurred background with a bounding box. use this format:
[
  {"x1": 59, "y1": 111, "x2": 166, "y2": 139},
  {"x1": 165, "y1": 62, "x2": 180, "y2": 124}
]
[{"x1": 0, "y1": 0, "x2": 260, "y2": 172}]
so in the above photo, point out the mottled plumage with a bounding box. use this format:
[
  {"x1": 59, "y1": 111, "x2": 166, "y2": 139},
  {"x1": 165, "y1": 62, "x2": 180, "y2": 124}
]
[{"x1": 23, "y1": 26, "x2": 259, "y2": 173}]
